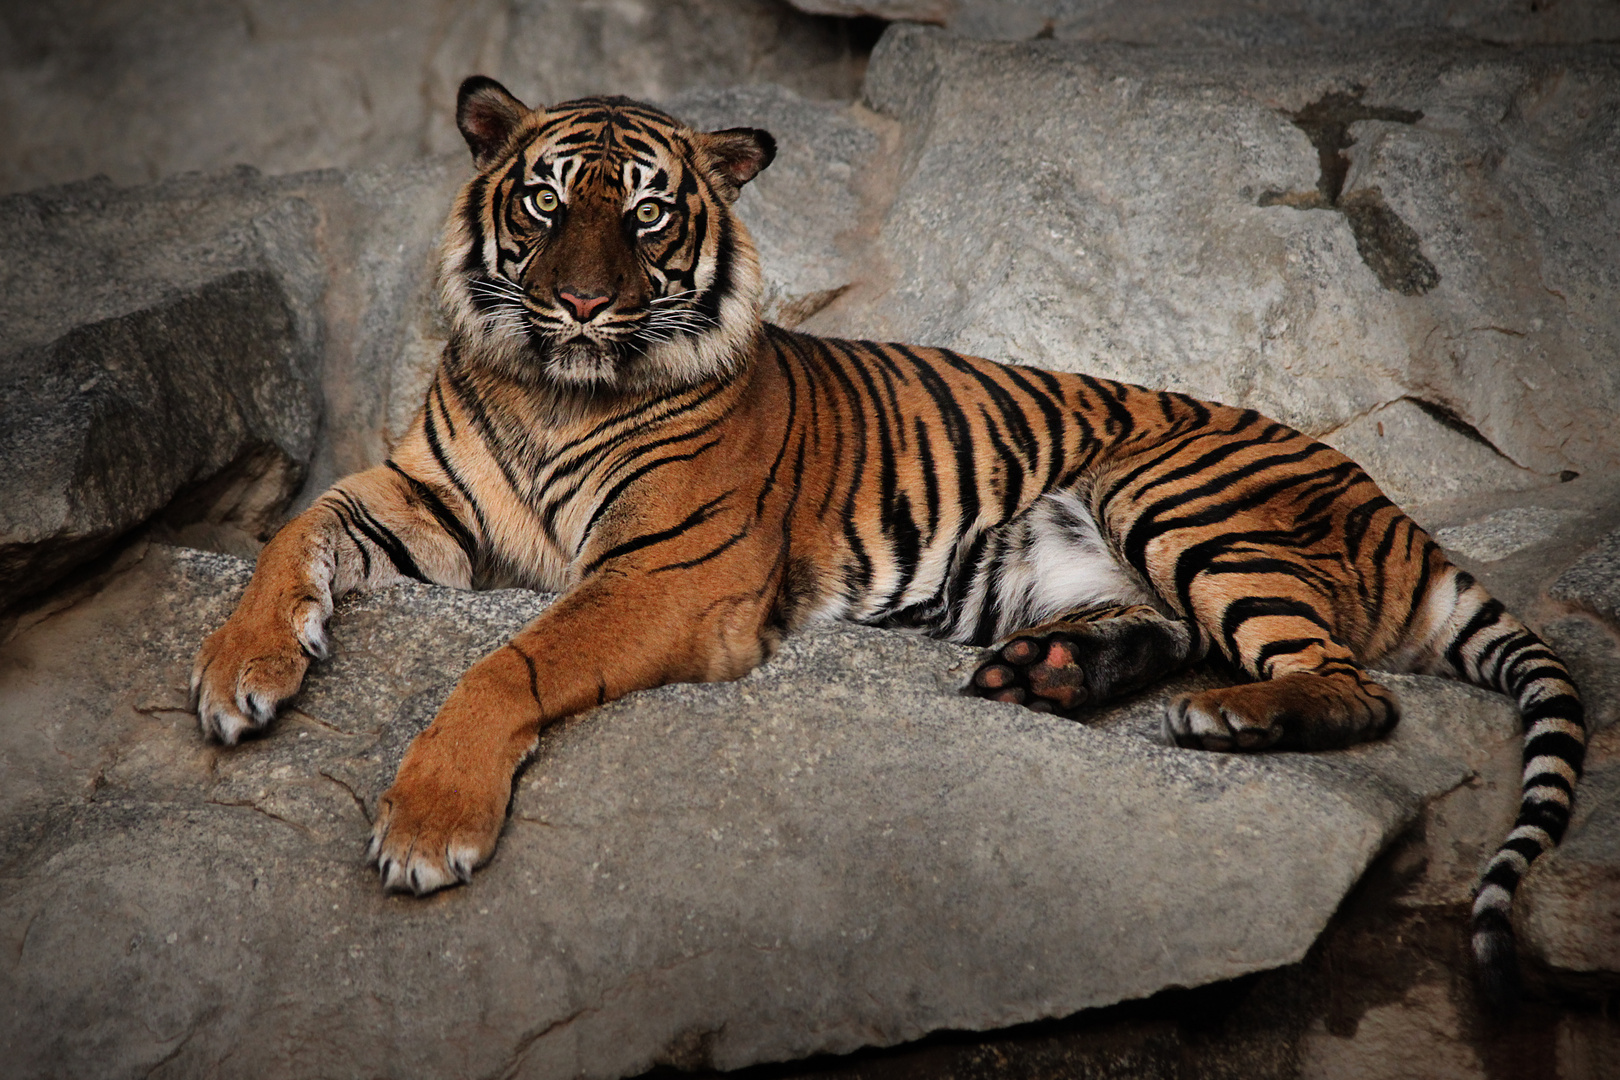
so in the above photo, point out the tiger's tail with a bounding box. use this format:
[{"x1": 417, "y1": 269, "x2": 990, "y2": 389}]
[{"x1": 1427, "y1": 567, "x2": 1586, "y2": 1003}]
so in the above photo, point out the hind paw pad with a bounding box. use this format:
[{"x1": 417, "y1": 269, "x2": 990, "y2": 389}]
[{"x1": 968, "y1": 633, "x2": 1092, "y2": 715}]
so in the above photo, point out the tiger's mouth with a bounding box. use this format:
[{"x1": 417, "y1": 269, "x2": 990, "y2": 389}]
[{"x1": 529, "y1": 297, "x2": 716, "y2": 386}]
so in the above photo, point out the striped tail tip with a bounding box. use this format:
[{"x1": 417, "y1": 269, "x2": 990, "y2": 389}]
[{"x1": 1470, "y1": 905, "x2": 1521, "y2": 1009}]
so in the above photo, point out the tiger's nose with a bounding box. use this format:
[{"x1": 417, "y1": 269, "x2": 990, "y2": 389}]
[{"x1": 557, "y1": 287, "x2": 614, "y2": 322}]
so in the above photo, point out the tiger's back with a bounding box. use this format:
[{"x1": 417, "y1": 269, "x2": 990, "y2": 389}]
[{"x1": 191, "y1": 79, "x2": 1584, "y2": 1002}]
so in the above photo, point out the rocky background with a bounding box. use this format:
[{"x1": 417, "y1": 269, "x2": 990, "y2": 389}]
[{"x1": 2, "y1": 3, "x2": 1618, "y2": 1078}]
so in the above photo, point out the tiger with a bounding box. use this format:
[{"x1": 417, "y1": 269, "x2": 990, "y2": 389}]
[{"x1": 191, "y1": 75, "x2": 1585, "y2": 1002}]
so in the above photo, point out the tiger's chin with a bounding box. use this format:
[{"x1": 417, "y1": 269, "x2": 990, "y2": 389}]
[
  {"x1": 473, "y1": 322, "x2": 759, "y2": 396},
  {"x1": 543, "y1": 338, "x2": 626, "y2": 388}
]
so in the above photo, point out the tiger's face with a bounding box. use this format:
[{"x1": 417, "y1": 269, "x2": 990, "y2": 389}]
[{"x1": 440, "y1": 77, "x2": 775, "y2": 394}]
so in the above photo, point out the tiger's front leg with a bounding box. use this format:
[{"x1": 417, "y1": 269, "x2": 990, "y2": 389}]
[
  {"x1": 191, "y1": 462, "x2": 474, "y2": 743},
  {"x1": 366, "y1": 564, "x2": 778, "y2": 894}
]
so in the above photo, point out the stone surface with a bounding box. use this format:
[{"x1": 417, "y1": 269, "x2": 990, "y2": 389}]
[
  {"x1": 1323, "y1": 400, "x2": 1549, "y2": 510},
  {"x1": 669, "y1": 84, "x2": 894, "y2": 329},
  {"x1": 1518, "y1": 733, "x2": 1620, "y2": 991},
  {"x1": 0, "y1": 265, "x2": 318, "y2": 608},
  {"x1": 0, "y1": 544, "x2": 1529, "y2": 1079},
  {"x1": 0, "y1": 159, "x2": 467, "y2": 598},
  {"x1": 791, "y1": 0, "x2": 1620, "y2": 46},
  {"x1": 1432, "y1": 505, "x2": 1584, "y2": 564},
  {"x1": 1551, "y1": 525, "x2": 1620, "y2": 627},
  {"x1": 1298, "y1": 983, "x2": 1484, "y2": 1080},
  {"x1": 817, "y1": 25, "x2": 1620, "y2": 506},
  {"x1": 0, "y1": 0, "x2": 873, "y2": 198}
]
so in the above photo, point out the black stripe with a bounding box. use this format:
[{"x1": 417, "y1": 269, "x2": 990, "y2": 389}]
[
  {"x1": 1219, "y1": 597, "x2": 1335, "y2": 665},
  {"x1": 650, "y1": 526, "x2": 749, "y2": 574},
  {"x1": 580, "y1": 439, "x2": 723, "y2": 540},
  {"x1": 506, "y1": 643, "x2": 542, "y2": 708},
  {"x1": 581, "y1": 491, "x2": 733, "y2": 576},
  {"x1": 1254, "y1": 636, "x2": 1327, "y2": 674},
  {"x1": 891, "y1": 344, "x2": 981, "y2": 535},
  {"x1": 342, "y1": 495, "x2": 427, "y2": 583},
  {"x1": 1121, "y1": 446, "x2": 1335, "y2": 571},
  {"x1": 386, "y1": 460, "x2": 478, "y2": 567},
  {"x1": 1522, "y1": 730, "x2": 1585, "y2": 763},
  {"x1": 333, "y1": 510, "x2": 372, "y2": 580},
  {"x1": 420, "y1": 393, "x2": 491, "y2": 542},
  {"x1": 915, "y1": 419, "x2": 941, "y2": 543}
]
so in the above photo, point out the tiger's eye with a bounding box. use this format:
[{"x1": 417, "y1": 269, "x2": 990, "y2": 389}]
[
  {"x1": 635, "y1": 201, "x2": 663, "y2": 224},
  {"x1": 529, "y1": 189, "x2": 559, "y2": 215}
]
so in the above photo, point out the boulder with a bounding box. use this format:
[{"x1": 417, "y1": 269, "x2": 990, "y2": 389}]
[
  {"x1": 0, "y1": 270, "x2": 315, "y2": 608},
  {"x1": 0, "y1": 158, "x2": 469, "y2": 606},
  {"x1": 667, "y1": 84, "x2": 893, "y2": 329},
  {"x1": 0, "y1": 167, "x2": 327, "y2": 606},
  {"x1": 814, "y1": 25, "x2": 1620, "y2": 507},
  {"x1": 1432, "y1": 505, "x2": 1584, "y2": 565},
  {"x1": 0, "y1": 544, "x2": 1531, "y2": 1078}
]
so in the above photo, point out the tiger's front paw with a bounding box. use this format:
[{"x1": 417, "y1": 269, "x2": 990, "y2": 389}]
[
  {"x1": 365, "y1": 764, "x2": 508, "y2": 895},
  {"x1": 191, "y1": 597, "x2": 330, "y2": 745}
]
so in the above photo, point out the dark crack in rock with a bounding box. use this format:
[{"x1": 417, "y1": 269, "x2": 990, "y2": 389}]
[{"x1": 1258, "y1": 89, "x2": 1438, "y2": 296}]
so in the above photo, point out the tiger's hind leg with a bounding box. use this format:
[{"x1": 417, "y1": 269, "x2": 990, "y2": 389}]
[{"x1": 967, "y1": 604, "x2": 1196, "y2": 716}]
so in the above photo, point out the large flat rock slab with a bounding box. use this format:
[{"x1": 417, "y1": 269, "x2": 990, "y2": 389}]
[
  {"x1": 820, "y1": 26, "x2": 1620, "y2": 505},
  {"x1": 0, "y1": 546, "x2": 1525, "y2": 1078}
]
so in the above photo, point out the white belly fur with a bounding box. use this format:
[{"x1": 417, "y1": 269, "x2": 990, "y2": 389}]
[{"x1": 989, "y1": 489, "x2": 1157, "y2": 640}]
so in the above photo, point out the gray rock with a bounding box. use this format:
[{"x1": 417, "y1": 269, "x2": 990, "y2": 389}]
[
  {"x1": 1298, "y1": 982, "x2": 1489, "y2": 1080},
  {"x1": 0, "y1": 0, "x2": 871, "y2": 197},
  {"x1": 0, "y1": 544, "x2": 1533, "y2": 1078},
  {"x1": 824, "y1": 25, "x2": 1620, "y2": 505},
  {"x1": 793, "y1": 0, "x2": 952, "y2": 23},
  {"x1": 791, "y1": 0, "x2": 1620, "y2": 46},
  {"x1": 297, "y1": 158, "x2": 467, "y2": 496},
  {"x1": 1519, "y1": 757, "x2": 1620, "y2": 992},
  {"x1": 1551, "y1": 526, "x2": 1620, "y2": 627},
  {"x1": 1325, "y1": 401, "x2": 1549, "y2": 510},
  {"x1": 0, "y1": 158, "x2": 468, "y2": 600},
  {"x1": 1432, "y1": 505, "x2": 1583, "y2": 564},
  {"x1": 0, "y1": 268, "x2": 318, "y2": 608},
  {"x1": 666, "y1": 84, "x2": 891, "y2": 328}
]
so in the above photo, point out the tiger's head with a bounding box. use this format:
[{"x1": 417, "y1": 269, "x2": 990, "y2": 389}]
[{"x1": 440, "y1": 77, "x2": 775, "y2": 394}]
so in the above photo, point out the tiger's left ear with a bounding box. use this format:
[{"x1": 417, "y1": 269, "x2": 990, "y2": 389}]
[{"x1": 697, "y1": 128, "x2": 776, "y2": 201}]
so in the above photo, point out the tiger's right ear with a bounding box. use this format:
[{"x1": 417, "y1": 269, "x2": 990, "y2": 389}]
[{"x1": 457, "y1": 76, "x2": 531, "y2": 167}]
